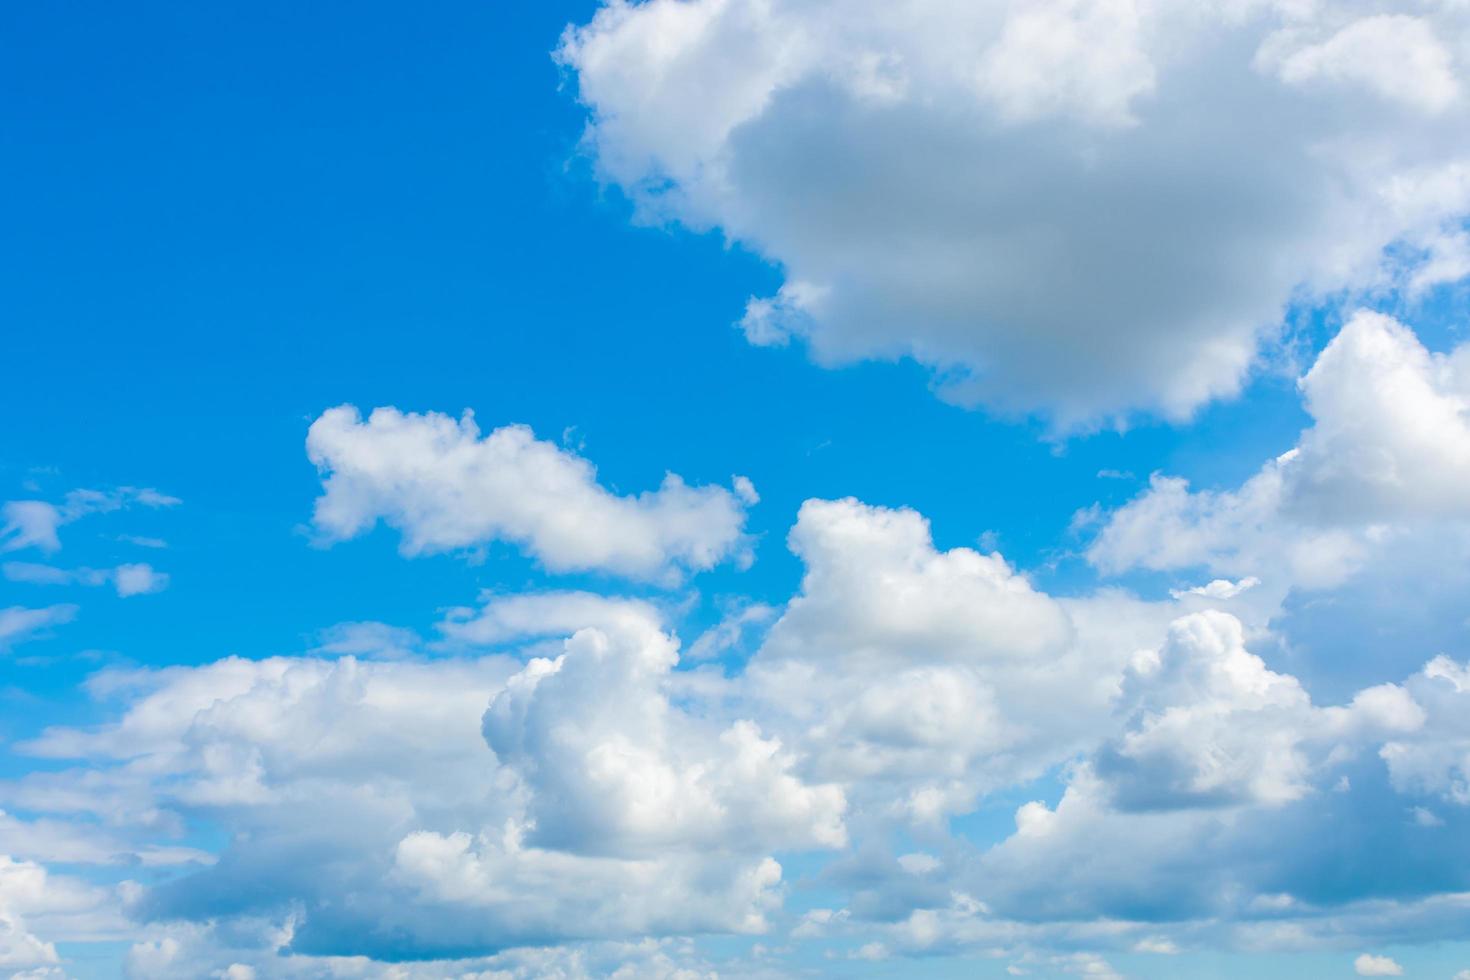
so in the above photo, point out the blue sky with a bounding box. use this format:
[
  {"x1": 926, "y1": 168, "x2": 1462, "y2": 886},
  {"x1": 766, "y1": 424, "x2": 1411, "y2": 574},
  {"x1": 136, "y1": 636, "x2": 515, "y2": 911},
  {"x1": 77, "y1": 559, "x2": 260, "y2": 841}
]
[{"x1": 5, "y1": 2, "x2": 1470, "y2": 978}]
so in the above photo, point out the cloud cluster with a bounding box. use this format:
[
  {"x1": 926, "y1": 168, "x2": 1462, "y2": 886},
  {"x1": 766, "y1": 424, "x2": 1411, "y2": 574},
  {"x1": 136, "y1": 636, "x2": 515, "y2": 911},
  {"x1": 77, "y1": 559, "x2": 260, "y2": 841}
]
[
  {"x1": 0, "y1": 599, "x2": 845, "y2": 968},
  {"x1": 561, "y1": 0, "x2": 1470, "y2": 424},
  {"x1": 12, "y1": 324, "x2": 1470, "y2": 974},
  {"x1": 3, "y1": 481, "x2": 1470, "y2": 972},
  {"x1": 307, "y1": 405, "x2": 754, "y2": 581}
]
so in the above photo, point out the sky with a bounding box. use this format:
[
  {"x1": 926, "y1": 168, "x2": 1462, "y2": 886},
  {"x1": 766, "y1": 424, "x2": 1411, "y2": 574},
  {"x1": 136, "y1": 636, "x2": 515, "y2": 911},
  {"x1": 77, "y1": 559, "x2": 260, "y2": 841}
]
[{"x1": 4, "y1": 1, "x2": 1470, "y2": 977}]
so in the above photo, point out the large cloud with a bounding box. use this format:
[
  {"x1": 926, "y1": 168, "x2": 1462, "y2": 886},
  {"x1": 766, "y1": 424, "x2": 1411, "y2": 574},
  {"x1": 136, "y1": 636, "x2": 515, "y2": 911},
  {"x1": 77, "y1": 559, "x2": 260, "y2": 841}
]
[
  {"x1": 3, "y1": 597, "x2": 844, "y2": 964},
  {"x1": 307, "y1": 405, "x2": 755, "y2": 582},
  {"x1": 560, "y1": 0, "x2": 1470, "y2": 424}
]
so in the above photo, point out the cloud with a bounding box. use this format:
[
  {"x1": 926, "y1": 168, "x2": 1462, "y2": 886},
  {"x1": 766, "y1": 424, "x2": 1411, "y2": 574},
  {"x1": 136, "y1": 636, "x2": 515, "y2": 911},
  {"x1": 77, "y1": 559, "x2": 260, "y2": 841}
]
[
  {"x1": 310, "y1": 621, "x2": 421, "y2": 660},
  {"x1": 1097, "y1": 611, "x2": 1421, "y2": 811},
  {"x1": 0, "y1": 858, "x2": 61, "y2": 970},
  {"x1": 113, "y1": 563, "x2": 168, "y2": 597},
  {"x1": 1264, "y1": 15, "x2": 1459, "y2": 114},
  {"x1": 1, "y1": 488, "x2": 179, "y2": 555},
  {"x1": 1090, "y1": 310, "x2": 1470, "y2": 590},
  {"x1": 0, "y1": 810, "x2": 212, "y2": 869},
  {"x1": 743, "y1": 497, "x2": 1170, "y2": 821},
  {"x1": 118, "y1": 923, "x2": 722, "y2": 980},
  {"x1": 1096, "y1": 611, "x2": 1319, "y2": 809},
  {"x1": 685, "y1": 599, "x2": 776, "y2": 661},
  {"x1": 5, "y1": 599, "x2": 842, "y2": 962},
  {"x1": 0, "y1": 854, "x2": 121, "y2": 971},
  {"x1": 0, "y1": 606, "x2": 78, "y2": 650},
  {"x1": 1378, "y1": 655, "x2": 1470, "y2": 806},
  {"x1": 1169, "y1": 577, "x2": 1259, "y2": 600},
  {"x1": 963, "y1": 639, "x2": 1467, "y2": 934},
  {"x1": 0, "y1": 503, "x2": 64, "y2": 555},
  {"x1": 3, "y1": 562, "x2": 169, "y2": 598},
  {"x1": 437, "y1": 591, "x2": 663, "y2": 648},
  {"x1": 306, "y1": 405, "x2": 754, "y2": 582},
  {"x1": 560, "y1": 1, "x2": 1470, "y2": 424},
  {"x1": 480, "y1": 604, "x2": 846, "y2": 857},
  {"x1": 1354, "y1": 952, "x2": 1404, "y2": 976}
]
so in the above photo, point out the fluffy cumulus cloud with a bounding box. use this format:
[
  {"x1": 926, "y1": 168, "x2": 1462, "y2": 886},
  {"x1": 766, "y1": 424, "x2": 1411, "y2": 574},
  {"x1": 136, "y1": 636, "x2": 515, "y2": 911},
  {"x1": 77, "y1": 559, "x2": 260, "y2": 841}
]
[
  {"x1": 307, "y1": 405, "x2": 754, "y2": 581},
  {"x1": 1089, "y1": 310, "x2": 1470, "y2": 595},
  {"x1": 1380, "y1": 655, "x2": 1470, "y2": 806},
  {"x1": 560, "y1": 0, "x2": 1470, "y2": 424},
  {"x1": 0, "y1": 854, "x2": 121, "y2": 973},
  {"x1": 478, "y1": 606, "x2": 846, "y2": 856},
  {"x1": 744, "y1": 497, "x2": 1158, "y2": 821},
  {"x1": 1094, "y1": 610, "x2": 1433, "y2": 813},
  {"x1": 0, "y1": 859, "x2": 60, "y2": 971}
]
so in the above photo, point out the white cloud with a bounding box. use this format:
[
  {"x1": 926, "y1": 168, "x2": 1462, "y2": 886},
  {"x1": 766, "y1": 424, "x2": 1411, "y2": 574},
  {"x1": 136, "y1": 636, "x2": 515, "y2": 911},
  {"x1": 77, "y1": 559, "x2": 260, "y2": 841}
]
[
  {"x1": 437, "y1": 590, "x2": 662, "y2": 648},
  {"x1": 391, "y1": 828, "x2": 787, "y2": 942},
  {"x1": 1090, "y1": 310, "x2": 1470, "y2": 591},
  {"x1": 306, "y1": 405, "x2": 753, "y2": 581},
  {"x1": 1378, "y1": 655, "x2": 1470, "y2": 805},
  {"x1": 113, "y1": 563, "x2": 168, "y2": 597},
  {"x1": 1099, "y1": 611, "x2": 1319, "y2": 808},
  {"x1": 975, "y1": 0, "x2": 1154, "y2": 127},
  {"x1": 120, "y1": 922, "x2": 722, "y2": 980},
  {"x1": 310, "y1": 621, "x2": 420, "y2": 660},
  {"x1": 481, "y1": 605, "x2": 846, "y2": 856},
  {"x1": 685, "y1": 600, "x2": 776, "y2": 661},
  {"x1": 0, "y1": 809, "x2": 211, "y2": 868},
  {"x1": 1095, "y1": 610, "x2": 1423, "y2": 813},
  {"x1": 0, "y1": 859, "x2": 60, "y2": 970},
  {"x1": 1354, "y1": 952, "x2": 1404, "y2": 976},
  {"x1": 561, "y1": 0, "x2": 1470, "y2": 424},
  {"x1": 0, "y1": 854, "x2": 121, "y2": 970},
  {"x1": 743, "y1": 497, "x2": 1161, "y2": 821},
  {"x1": 1, "y1": 488, "x2": 179, "y2": 555},
  {"x1": 0, "y1": 503, "x2": 64, "y2": 555},
  {"x1": 5, "y1": 597, "x2": 843, "y2": 961},
  {"x1": 1266, "y1": 15, "x2": 1459, "y2": 114},
  {"x1": 956, "y1": 632, "x2": 1470, "y2": 947},
  {"x1": 1170, "y1": 577, "x2": 1259, "y2": 600},
  {"x1": 0, "y1": 606, "x2": 78, "y2": 650},
  {"x1": 3, "y1": 561, "x2": 169, "y2": 598}
]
